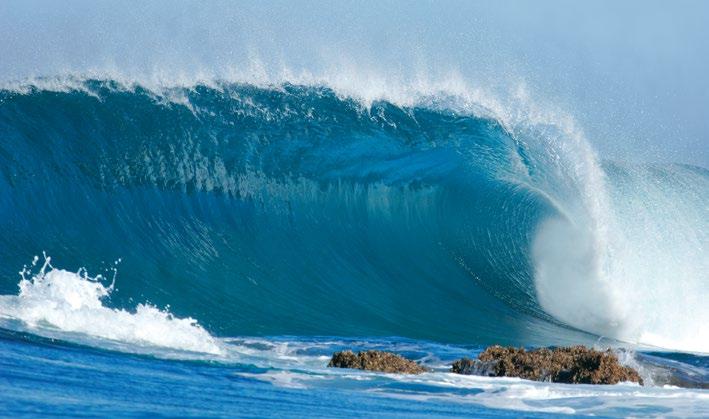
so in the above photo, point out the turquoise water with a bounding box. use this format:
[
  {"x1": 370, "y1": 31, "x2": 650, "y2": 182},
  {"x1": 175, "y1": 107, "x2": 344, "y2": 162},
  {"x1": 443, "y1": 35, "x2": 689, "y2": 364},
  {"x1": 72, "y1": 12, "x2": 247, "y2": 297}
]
[{"x1": 0, "y1": 80, "x2": 707, "y2": 416}]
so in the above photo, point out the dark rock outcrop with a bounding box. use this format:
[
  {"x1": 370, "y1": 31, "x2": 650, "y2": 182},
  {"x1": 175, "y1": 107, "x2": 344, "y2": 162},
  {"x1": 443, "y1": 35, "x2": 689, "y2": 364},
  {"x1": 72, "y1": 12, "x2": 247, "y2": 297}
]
[
  {"x1": 451, "y1": 345, "x2": 643, "y2": 385},
  {"x1": 328, "y1": 350, "x2": 428, "y2": 374}
]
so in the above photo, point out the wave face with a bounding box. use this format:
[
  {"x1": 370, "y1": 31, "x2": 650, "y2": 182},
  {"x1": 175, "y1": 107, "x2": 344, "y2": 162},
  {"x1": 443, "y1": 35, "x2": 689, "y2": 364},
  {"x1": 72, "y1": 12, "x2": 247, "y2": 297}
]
[{"x1": 0, "y1": 80, "x2": 706, "y2": 352}]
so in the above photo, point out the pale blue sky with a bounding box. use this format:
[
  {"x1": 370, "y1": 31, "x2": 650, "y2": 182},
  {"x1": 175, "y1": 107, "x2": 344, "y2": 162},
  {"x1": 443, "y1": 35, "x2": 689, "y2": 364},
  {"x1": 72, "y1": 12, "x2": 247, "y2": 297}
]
[{"x1": 1, "y1": 0, "x2": 707, "y2": 165}]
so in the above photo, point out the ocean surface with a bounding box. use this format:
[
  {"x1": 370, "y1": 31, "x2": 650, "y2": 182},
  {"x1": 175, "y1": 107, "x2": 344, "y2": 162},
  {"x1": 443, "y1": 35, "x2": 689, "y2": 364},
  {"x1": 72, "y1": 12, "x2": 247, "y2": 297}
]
[{"x1": 0, "y1": 79, "x2": 707, "y2": 417}]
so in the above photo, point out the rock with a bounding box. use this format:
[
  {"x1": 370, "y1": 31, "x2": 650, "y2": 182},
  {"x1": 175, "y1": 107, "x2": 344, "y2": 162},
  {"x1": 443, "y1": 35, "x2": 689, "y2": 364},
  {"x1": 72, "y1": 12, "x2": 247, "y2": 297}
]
[
  {"x1": 451, "y1": 345, "x2": 643, "y2": 385},
  {"x1": 451, "y1": 357, "x2": 481, "y2": 375},
  {"x1": 328, "y1": 350, "x2": 428, "y2": 374}
]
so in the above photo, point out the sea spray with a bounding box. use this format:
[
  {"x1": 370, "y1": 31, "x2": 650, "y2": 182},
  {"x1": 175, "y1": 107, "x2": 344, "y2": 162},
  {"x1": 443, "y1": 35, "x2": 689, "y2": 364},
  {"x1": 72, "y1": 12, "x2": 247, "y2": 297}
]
[{"x1": 0, "y1": 255, "x2": 223, "y2": 355}]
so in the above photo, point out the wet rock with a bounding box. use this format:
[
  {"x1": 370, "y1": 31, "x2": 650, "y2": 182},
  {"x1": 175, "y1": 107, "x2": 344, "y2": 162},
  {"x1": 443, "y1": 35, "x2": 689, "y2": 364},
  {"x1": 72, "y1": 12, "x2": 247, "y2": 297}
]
[
  {"x1": 328, "y1": 350, "x2": 428, "y2": 374},
  {"x1": 633, "y1": 352, "x2": 709, "y2": 389},
  {"x1": 451, "y1": 345, "x2": 643, "y2": 385}
]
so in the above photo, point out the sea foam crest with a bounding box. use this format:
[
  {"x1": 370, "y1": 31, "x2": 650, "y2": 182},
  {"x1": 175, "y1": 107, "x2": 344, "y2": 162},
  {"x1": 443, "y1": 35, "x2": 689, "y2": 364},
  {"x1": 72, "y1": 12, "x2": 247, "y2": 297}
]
[{"x1": 0, "y1": 256, "x2": 223, "y2": 356}]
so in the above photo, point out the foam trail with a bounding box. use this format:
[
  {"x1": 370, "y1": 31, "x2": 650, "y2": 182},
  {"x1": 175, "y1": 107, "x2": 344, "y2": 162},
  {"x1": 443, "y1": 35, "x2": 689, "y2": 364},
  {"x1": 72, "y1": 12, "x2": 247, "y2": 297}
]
[{"x1": 0, "y1": 256, "x2": 223, "y2": 355}]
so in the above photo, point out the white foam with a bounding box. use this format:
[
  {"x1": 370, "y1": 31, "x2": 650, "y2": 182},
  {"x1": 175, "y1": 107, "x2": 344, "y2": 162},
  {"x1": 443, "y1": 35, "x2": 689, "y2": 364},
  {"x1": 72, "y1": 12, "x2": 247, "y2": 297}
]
[
  {"x1": 238, "y1": 365, "x2": 708, "y2": 418},
  {"x1": 0, "y1": 257, "x2": 223, "y2": 356},
  {"x1": 532, "y1": 163, "x2": 709, "y2": 354}
]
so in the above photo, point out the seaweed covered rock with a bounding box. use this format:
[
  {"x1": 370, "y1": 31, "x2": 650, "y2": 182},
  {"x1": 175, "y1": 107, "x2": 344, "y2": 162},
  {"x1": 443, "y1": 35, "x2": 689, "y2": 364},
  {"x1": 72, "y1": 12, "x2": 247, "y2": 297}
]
[
  {"x1": 328, "y1": 350, "x2": 428, "y2": 374},
  {"x1": 451, "y1": 345, "x2": 643, "y2": 385},
  {"x1": 450, "y1": 357, "x2": 478, "y2": 375}
]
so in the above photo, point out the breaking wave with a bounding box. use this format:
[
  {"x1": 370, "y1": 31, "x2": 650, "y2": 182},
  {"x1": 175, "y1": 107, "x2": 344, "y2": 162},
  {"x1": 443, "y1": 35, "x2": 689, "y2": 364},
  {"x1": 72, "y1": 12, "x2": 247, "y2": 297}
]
[{"x1": 0, "y1": 78, "x2": 706, "y2": 353}]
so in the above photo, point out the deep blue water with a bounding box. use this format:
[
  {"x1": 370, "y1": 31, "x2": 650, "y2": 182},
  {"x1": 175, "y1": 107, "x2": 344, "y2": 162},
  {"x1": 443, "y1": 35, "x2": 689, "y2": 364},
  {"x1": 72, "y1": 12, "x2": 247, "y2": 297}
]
[
  {"x1": 3, "y1": 329, "x2": 706, "y2": 418},
  {"x1": 0, "y1": 80, "x2": 706, "y2": 416},
  {"x1": 0, "y1": 330, "x2": 572, "y2": 418}
]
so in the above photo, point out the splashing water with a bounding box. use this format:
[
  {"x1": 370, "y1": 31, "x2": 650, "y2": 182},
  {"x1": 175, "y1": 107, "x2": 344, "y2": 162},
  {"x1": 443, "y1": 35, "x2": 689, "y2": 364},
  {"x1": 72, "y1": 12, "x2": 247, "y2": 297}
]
[{"x1": 0, "y1": 255, "x2": 222, "y2": 355}]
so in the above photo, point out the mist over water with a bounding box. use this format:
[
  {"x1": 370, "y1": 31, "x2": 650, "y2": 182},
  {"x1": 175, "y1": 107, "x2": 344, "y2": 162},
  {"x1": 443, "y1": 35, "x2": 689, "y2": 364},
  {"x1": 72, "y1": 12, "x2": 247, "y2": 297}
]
[{"x1": 2, "y1": 0, "x2": 708, "y2": 165}]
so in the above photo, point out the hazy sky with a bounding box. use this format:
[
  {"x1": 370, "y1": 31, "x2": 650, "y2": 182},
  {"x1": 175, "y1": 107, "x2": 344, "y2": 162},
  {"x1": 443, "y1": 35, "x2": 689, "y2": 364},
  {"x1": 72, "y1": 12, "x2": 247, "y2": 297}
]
[{"x1": 1, "y1": 0, "x2": 707, "y2": 166}]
